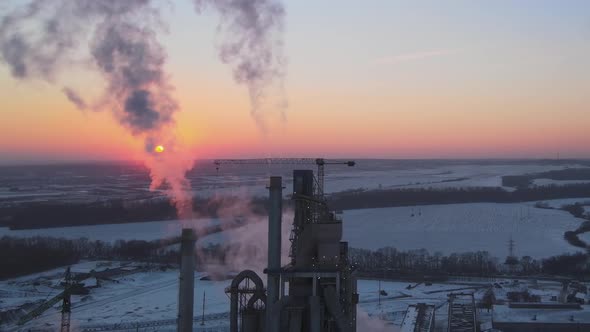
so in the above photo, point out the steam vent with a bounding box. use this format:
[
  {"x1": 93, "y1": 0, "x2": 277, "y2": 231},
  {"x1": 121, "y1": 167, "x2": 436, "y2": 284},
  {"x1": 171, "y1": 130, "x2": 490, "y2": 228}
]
[{"x1": 226, "y1": 171, "x2": 358, "y2": 332}]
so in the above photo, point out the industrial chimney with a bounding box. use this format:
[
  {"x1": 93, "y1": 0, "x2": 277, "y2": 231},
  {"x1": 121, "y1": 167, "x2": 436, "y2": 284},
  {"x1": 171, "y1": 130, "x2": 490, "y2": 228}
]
[
  {"x1": 178, "y1": 228, "x2": 196, "y2": 332},
  {"x1": 266, "y1": 176, "x2": 283, "y2": 332}
]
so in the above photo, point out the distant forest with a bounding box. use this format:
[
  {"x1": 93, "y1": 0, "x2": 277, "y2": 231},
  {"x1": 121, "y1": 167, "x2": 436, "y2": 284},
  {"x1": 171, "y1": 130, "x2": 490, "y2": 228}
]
[
  {"x1": 328, "y1": 183, "x2": 590, "y2": 211},
  {"x1": 2, "y1": 235, "x2": 589, "y2": 280},
  {"x1": 0, "y1": 236, "x2": 176, "y2": 279},
  {"x1": 503, "y1": 168, "x2": 590, "y2": 187},
  {"x1": 350, "y1": 246, "x2": 590, "y2": 279},
  {"x1": 1, "y1": 195, "x2": 268, "y2": 229},
  {"x1": 2, "y1": 182, "x2": 590, "y2": 229}
]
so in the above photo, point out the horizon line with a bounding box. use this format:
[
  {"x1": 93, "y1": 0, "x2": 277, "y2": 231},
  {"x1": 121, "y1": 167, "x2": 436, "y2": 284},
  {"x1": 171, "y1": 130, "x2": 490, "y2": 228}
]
[{"x1": 1, "y1": 157, "x2": 589, "y2": 167}]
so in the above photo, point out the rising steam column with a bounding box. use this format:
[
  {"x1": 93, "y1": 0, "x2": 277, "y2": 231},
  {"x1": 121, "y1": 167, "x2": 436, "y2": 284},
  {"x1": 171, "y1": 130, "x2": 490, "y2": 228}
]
[
  {"x1": 266, "y1": 176, "x2": 283, "y2": 332},
  {"x1": 178, "y1": 228, "x2": 196, "y2": 332}
]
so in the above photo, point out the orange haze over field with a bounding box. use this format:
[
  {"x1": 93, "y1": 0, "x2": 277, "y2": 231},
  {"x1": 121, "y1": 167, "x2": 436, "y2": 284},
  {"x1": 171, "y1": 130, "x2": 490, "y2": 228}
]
[{"x1": 1, "y1": 76, "x2": 587, "y2": 163}]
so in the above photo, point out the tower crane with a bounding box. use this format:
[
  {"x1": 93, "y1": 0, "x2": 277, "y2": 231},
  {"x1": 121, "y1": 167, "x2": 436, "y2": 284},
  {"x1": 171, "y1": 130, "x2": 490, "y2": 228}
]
[
  {"x1": 215, "y1": 158, "x2": 356, "y2": 264},
  {"x1": 18, "y1": 267, "x2": 75, "y2": 332},
  {"x1": 60, "y1": 267, "x2": 72, "y2": 332},
  {"x1": 213, "y1": 158, "x2": 355, "y2": 199}
]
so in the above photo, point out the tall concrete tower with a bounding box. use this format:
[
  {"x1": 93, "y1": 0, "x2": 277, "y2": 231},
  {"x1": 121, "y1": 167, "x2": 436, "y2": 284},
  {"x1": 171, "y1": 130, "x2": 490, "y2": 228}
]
[{"x1": 177, "y1": 228, "x2": 195, "y2": 332}]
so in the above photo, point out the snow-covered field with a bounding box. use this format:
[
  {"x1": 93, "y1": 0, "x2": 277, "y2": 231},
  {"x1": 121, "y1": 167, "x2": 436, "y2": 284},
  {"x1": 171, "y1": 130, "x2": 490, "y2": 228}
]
[
  {"x1": 326, "y1": 163, "x2": 583, "y2": 193},
  {"x1": 3, "y1": 199, "x2": 588, "y2": 259},
  {"x1": 532, "y1": 179, "x2": 590, "y2": 187},
  {"x1": 3, "y1": 161, "x2": 590, "y2": 330},
  {"x1": 2, "y1": 161, "x2": 589, "y2": 253},
  {"x1": 212, "y1": 162, "x2": 589, "y2": 196},
  {"x1": 2, "y1": 261, "x2": 577, "y2": 332},
  {"x1": 1, "y1": 262, "x2": 230, "y2": 331},
  {"x1": 536, "y1": 198, "x2": 590, "y2": 209},
  {"x1": 342, "y1": 202, "x2": 586, "y2": 258}
]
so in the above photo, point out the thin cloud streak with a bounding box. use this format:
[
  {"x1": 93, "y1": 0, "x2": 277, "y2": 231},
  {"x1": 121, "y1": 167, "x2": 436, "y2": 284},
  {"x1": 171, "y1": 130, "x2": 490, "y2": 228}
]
[{"x1": 372, "y1": 49, "x2": 460, "y2": 66}]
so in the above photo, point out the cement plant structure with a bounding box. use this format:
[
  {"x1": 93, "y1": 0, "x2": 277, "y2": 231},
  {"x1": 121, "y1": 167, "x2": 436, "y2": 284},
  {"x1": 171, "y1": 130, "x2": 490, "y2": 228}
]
[{"x1": 229, "y1": 171, "x2": 358, "y2": 332}]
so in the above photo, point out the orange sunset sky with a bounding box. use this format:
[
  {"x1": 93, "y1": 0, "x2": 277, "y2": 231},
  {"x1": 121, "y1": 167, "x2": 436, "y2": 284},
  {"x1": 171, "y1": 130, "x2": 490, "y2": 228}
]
[{"x1": 1, "y1": 1, "x2": 589, "y2": 164}]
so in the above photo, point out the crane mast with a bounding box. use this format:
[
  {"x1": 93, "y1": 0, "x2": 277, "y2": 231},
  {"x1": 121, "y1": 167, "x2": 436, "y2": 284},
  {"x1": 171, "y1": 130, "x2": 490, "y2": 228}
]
[
  {"x1": 214, "y1": 158, "x2": 356, "y2": 266},
  {"x1": 17, "y1": 267, "x2": 73, "y2": 330},
  {"x1": 61, "y1": 267, "x2": 72, "y2": 332}
]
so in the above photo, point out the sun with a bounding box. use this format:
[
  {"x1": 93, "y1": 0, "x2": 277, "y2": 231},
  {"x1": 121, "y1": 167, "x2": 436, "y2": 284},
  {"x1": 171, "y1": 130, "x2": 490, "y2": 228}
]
[{"x1": 154, "y1": 145, "x2": 165, "y2": 153}]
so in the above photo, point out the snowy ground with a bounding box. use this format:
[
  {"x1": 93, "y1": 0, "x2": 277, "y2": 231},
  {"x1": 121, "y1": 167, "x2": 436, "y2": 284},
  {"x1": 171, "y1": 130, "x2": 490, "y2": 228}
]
[
  {"x1": 212, "y1": 162, "x2": 588, "y2": 197},
  {"x1": 1, "y1": 263, "x2": 231, "y2": 331},
  {"x1": 3, "y1": 161, "x2": 587, "y2": 207},
  {"x1": 3, "y1": 261, "x2": 576, "y2": 332},
  {"x1": 3, "y1": 161, "x2": 590, "y2": 330},
  {"x1": 191, "y1": 200, "x2": 589, "y2": 264},
  {"x1": 342, "y1": 202, "x2": 586, "y2": 258},
  {"x1": 2, "y1": 200, "x2": 588, "y2": 259},
  {"x1": 536, "y1": 197, "x2": 590, "y2": 243},
  {"x1": 536, "y1": 198, "x2": 590, "y2": 209},
  {"x1": 326, "y1": 163, "x2": 584, "y2": 193},
  {"x1": 532, "y1": 179, "x2": 590, "y2": 187}
]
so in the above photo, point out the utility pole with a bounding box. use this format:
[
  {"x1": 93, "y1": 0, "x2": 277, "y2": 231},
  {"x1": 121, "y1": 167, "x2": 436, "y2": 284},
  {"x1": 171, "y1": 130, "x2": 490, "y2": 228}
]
[{"x1": 201, "y1": 291, "x2": 205, "y2": 326}]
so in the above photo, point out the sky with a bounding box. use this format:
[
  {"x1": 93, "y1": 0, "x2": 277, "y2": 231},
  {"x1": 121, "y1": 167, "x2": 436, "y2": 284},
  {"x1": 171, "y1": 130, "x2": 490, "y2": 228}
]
[{"x1": 0, "y1": 0, "x2": 589, "y2": 164}]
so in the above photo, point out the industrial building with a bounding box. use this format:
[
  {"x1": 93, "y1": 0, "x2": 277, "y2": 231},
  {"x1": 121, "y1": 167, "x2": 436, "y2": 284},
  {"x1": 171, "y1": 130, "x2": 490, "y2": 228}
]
[
  {"x1": 448, "y1": 293, "x2": 477, "y2": 332},
  {"x1": 400, "y1": 303, "x2": 435, "y2": 332},
  {"x1": 100, "y1": 160, "x2": 359, "y2": 332},
  {"x1": 492, "y1": 303, "x2": 590, "y2": 332},
  {"x1": 222, "y1": 169, "x2": 358, "y2": 332}
]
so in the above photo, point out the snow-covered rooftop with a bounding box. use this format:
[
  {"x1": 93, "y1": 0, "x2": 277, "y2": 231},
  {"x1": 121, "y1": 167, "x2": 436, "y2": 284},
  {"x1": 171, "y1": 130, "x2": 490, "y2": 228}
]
[
  {"x1": 493, "y1": 304, "x2": 590, "y2": 324},
  {"x1": 400, "y1": 303, "x2": 435, "y2": 332}
]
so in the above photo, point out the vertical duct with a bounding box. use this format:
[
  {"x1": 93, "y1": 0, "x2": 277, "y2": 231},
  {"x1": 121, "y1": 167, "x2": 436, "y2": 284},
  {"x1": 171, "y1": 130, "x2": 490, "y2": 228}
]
[
  {"x1": 266, "y1": 176, "x2": 283, "y2": 332},
  {"x1": 178, "y1": 228, "x2": 195, "y2": 332}
]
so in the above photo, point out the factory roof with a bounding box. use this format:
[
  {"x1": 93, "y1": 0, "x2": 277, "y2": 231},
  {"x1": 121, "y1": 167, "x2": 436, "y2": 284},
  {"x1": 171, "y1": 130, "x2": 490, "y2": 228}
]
[
  {"x1": 400, "y1": 303, "x2": 435, "y2": 332},
  {"x1": 493, "y1": 304, "x2": 590, "y2": 324}
]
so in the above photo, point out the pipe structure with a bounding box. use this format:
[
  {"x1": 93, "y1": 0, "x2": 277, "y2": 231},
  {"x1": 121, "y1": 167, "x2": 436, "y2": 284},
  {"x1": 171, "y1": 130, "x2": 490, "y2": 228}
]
[
  {"x1": 266, "y1": 176, "x2": 283, "y2": 332},
  {"x1": 229, "y1": 270, "x2": 265, "y2": 332},
  {"x1": 177, "y1": 228, "x2": 196, "y2": 332}
]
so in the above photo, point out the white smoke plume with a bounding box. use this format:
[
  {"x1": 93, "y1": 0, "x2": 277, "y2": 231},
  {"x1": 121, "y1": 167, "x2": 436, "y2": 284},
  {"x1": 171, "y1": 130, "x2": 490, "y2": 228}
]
[
  {"x1": 194, "y1": 190, "x2": 292, "y2": 277},
  {"x1": 0, "y1": 0, "x2": 189, "y2": 216},
  {"x1": 356, "y1": 308, "x2": 400, "y2": 332},
  {"x1": 201, "y1": 212, "x2": 292, "y2": 277},
  {"x1": 0, "y1": 0, "x2": 287, "y2": 219},
  {"x1": 193, "y1": 0, "x2": 288, "y2": 130}
]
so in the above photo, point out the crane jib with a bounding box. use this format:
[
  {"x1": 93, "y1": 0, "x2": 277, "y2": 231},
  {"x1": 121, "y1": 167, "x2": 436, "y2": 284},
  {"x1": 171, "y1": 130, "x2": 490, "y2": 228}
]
[{"x1": 213, "y1": 158, "x2": 356, "y2": 200}]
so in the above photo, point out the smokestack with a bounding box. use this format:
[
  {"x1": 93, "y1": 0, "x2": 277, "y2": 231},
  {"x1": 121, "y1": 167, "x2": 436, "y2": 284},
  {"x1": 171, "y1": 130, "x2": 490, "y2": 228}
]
[
  {"x1": 178, "y1": 228, "x2": 195, "y2": 332},
  {"x1": 266, "y1": 176, "x2": 283, "y2": 331}
]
